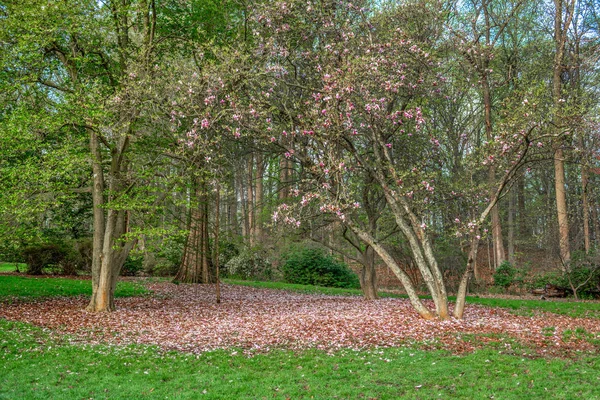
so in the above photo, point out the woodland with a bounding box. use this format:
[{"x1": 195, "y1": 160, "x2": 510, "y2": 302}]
[{"x1": 1, "y1": 0, "x2": 600, "y2": 397}]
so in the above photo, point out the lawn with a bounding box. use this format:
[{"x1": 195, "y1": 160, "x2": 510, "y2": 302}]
[
  {"x1": 0, "y1": 262, "x2": 24, "y2": 273},
  {"x1": 0, "y1": 275, "x2": 147, "y2": 299},
  {"x1": 1, "y1": 319, "x2": 599, "y2": 399},
  {"x1": 1, "y1": 276, "x2": 599, "y2": 399},
  {"x1": 226, "y1": 279, "x2": 600, "y2": 319}
]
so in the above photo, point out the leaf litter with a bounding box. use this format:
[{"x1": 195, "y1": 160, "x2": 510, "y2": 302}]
[{"x1": 1, "y1": 282, "x2": 598, "y2": 356}]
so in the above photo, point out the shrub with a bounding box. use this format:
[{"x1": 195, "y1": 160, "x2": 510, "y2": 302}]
[
  {"x1": 21, "y1": 242, "x2": 81, "y2": 275},
  {"x1": 493, "y1": 261, "x2": 516, "y2": 289},
  {"x1": 224, "y1": 247, "x2": 273, "y2": 281},
  {"x1": 122, "y1": 254, "x2": 143, "y2": 276},
  {"x1": 281, "y1": 245, "x2": 359, "y2": 289},
  {"x1": 75, "y1": 238, "x2": 93, "y2": 272}
]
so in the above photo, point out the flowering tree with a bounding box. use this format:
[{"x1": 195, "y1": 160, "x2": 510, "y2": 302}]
[{"x1": 245, "y1": 0, "x2": 543, "y2": 319}]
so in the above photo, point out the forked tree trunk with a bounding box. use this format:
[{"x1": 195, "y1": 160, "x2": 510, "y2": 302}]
[
  {"x1": 349, "y1": 224, "x2": 436, "y2": 320},
  {"x1": 87, "y1": 131, "x2": 135, "y2": 312}
]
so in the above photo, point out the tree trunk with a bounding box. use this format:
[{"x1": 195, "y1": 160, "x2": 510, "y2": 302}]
[
  {"x1": 454, "y1": 233, "x2": 480, "y2": 319},
  {"x1": 349, "y1": 222, "x2": 436, "y2": 320},
  {"x1": 552, "y1": 0, "x2": 574, "y2": 265},
  {"x1": 582, "y1": 147, "x2": 590, "y2": 254},
  {"x1": 554, "y1": 149, "x2": 570, "y2": 265},
  {"x1": 89, "y1": 131, "x2": 105, "y2": 310},
  {"x1": 359, "y1": 246, "x2": 378, "y2": 300},
  {"x1": 215, "y1": 180, "x2": 221, "y2": 303},
  {"x1": 87, "y1": 131, "x2": 135, "y2": 312},
  {"x1": 176, "y1": 180, "x2": 211, "y2": 283},
  {"x1": 518, "y1": 174, "x2": 527, "y2": 237},
  {"x1": 254, "y1": 153, "x2": 264, "y2": 242},
  {"x1": 592, "y1": 196, "x2": 600, "y2": 247},
  {"x1": 483, "y1": 73, "x2": 506, "y2": 269},
  {"x1": 508, "y1": 188, "x2": 516, "y2": 264},
  {"x1": 246, "y1": 155, "x2": 254, "y2": 245}
]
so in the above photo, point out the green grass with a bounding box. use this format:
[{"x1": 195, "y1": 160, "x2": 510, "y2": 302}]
[
  {"x1": 0, "y1": 262, "x2": 25, "y2": 273},
  {"x1": 0, "y1": 275, "x2": 147, "y2": 300},
  {"x1": 465, "y1": 296, "x2": 600, "y2": 319},
  {"x1": 224, "y1": 279, "x2": 600, "y2": 319},
  {"x1": 1, "y1": 319, "x2": 599, "y2": 399}
]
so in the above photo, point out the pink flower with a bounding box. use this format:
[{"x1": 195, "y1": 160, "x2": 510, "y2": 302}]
[
  {"x1": 385, "y1": 143, "x2": 392, "y2": 148},
  {"x1": 201, "y1": 119, "x2": 209, "y2": 129}
]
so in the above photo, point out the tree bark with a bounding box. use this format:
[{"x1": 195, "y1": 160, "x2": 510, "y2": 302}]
[
  {"x1": 581, "y1": 142, "x2": 591, "y2": 254},
  {"x1": 518, "y1": 174, "x2": 527, "y2": 237},
  {"x1": 483, "y1": 74, "x2": 506, "y2": 268},
  {"x1": 254, "y1": 153, "x2": 264, "y2": 242},
  {"x1": 246, "y1": 154, "x2": 254, "y2": 245},
  {"x1": 348, "y1": 222, "x2": 436, "y2": 320},
  {"x1": 508, "y1": 188, "x2": 516, "y2": 264},
  {"x1": 359, "y1": 246, "x2": 378, "y2": 300},
  {"x1": 552, "y1": 0, "x2": 575, "y2": 265},
  {"x1": 176, "y1": 180, "x2": 211, "y2": 283}
]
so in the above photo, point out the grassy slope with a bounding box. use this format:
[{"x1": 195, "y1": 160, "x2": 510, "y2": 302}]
[
  {"x1": 1, "y1": 319, "x2": 599, "y2": 400},
  {"x1": 225, "y1": 279, "x2": 600, "y2": 319},
  {"x1": 0, "y1": 275, "x2": 147, "y2": 299}
]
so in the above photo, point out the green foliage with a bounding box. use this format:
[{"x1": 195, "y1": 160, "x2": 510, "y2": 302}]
[
  {"x1": 224, "y1": 247, "x2": 274, "y2": 281},
  {"x1": 280, "y1": 245, "x2": 360, "y2": 289},
  {"x1": 2, "y1": 319, "x2": 600, "y2": 399},
  {"x1": 493, "y1": 261, "x2": 517, "y2": 289},
  {"x1": 0, "y1": 275, "x2": 147, "y2": 300},
  {"x1": 0, "y1": 262, "x2": 25, "y2": 272},
  {"x1": 528, "y1": 252, "x2": 600, "y2": 298},
  {"x1": 151, "y1": 235, "x2": 186, "y2": 277},
  {"x1": 122, "y1": 255, "x2": 144, "y2": 277},
  {"x1": 218, "y1": 238, "x2": 240, "y2": 267},
  {"x1": 21, "y1": 242, "x2": 82, "y2": 275}
]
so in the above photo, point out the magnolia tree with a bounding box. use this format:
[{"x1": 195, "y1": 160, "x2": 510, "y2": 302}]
[{"x1": 242, "y1": 0, "x2": 545, "y2": 319}]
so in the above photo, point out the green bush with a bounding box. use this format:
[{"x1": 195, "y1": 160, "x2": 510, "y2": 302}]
[
  {"x1": 21, "y1": 242, "x2": 81, "y2": 275},
  {"x1": 122, "y1": 254, "x2": 143, "y2": 276},
  {"x1": 281, "y1": 245, "x2": 359, "y2": 289},
  {"x1": 493, "y1": 261, "x2": 516, "y2": 289},
  {"x1": 224, "y1": 247, "x2": 273, "y2": 281}
]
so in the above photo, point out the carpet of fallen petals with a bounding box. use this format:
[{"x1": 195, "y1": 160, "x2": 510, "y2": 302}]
[{"x1": 2, "y1": 282, "x2": 599, "y2": 355}]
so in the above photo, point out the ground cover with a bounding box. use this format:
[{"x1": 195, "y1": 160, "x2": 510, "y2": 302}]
[
  {"x1": 1, "y1": 319, "x2": 599, "y2": 399},
  {"x1": 2, "y1": 277, "x2": 600, "y2": 398},
  {"x1": 226, "y1": 279, "x2": 600, "y2": 319},
  {"x1": 1, "y1": 280, "x2": 598, "y2": 356},
  {"x1": 0, "y1": 262, "x2": 24, "y2": 273},
  {"x1": 0, "y1": 275, "x2": 147, "y2": 300}
]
